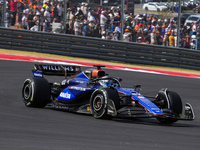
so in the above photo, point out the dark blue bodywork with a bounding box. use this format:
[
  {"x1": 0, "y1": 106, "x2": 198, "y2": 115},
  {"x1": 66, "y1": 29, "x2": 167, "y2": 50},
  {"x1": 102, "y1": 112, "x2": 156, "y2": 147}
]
[
  {"x1": 30, "y1": 64, "x2": 194, "y2": 121},
  {"x1": 44, "y1": 71, "x2": 164, "y2": 116}
]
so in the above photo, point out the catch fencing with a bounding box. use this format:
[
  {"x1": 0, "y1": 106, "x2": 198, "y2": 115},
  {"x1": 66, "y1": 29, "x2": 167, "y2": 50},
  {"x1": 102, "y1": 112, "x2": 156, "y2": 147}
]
[{"x1": 0, "y1": 27, "x2": 200, "y2": 70}]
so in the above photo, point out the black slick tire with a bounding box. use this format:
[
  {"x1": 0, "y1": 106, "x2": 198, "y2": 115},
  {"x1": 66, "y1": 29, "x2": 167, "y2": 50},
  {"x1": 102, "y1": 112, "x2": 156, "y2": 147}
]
[
  {"x1": 22, "y1": 77, "x2": 50, "y2": 108},
  {"x1": 157, "y1": 91, "x2": 182, "y2": 124},
  {"x1": 90, "y1": 88, "x2": 120, "y2": 119}
]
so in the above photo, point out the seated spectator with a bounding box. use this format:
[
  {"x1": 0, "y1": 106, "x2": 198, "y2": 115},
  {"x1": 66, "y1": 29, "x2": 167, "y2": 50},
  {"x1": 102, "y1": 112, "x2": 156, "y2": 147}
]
[{"x1": 30, "y1": 21, "x2": 40, "y2": 31}]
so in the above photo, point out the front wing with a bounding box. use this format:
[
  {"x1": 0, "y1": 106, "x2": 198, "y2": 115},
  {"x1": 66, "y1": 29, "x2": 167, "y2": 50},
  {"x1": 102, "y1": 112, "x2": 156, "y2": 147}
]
[
  {"x1": 46, "y1": 99, "x2": 195, "y2": 121},
  {"x1": 107, "y1": 100, "x2": 195, "y2": 120}
]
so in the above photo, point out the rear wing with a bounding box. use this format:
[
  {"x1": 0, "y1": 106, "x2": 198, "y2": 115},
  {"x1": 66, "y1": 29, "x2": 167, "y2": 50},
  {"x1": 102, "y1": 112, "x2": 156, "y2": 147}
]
[{"x1": 33, "y1": 64, "x2": 81, "y2": 76}]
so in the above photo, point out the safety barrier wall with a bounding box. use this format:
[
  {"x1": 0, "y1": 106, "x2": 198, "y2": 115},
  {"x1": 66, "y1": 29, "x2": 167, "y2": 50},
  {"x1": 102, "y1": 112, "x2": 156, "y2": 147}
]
[{"x1": 0, "y1": 27, "x2": 200, "y2": 70}]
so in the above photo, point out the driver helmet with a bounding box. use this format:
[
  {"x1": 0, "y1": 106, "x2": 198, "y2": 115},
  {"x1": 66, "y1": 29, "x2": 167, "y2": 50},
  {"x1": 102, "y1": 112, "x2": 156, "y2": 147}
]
[{"x1": 99, "y1": 79, "x2": 110, "y2": 87}]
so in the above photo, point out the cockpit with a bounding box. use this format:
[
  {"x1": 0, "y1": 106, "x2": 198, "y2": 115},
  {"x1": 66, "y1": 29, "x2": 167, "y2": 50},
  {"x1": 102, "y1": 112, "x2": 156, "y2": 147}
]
[
  {"x1": 83, "y1": 65, "x2": 121, "y2": 88},
  {"x1": 98, "y1": 77, "x2": 121, "y2": 88}
]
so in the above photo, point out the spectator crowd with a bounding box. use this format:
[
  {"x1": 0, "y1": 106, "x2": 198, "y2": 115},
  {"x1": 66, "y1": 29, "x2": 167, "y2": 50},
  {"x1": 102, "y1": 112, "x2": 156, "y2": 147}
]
[{"x1": 0, "y1": 0, "x2": 200, "y2": 50}]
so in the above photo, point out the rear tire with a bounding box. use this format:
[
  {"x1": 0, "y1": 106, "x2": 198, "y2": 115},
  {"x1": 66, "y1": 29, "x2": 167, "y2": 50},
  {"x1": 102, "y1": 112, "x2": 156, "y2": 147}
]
[
  {"x1": 90, "y1": 88, "x2": 120, "y2": 119},
  {"x1": 156, "y1": 91, "x2": 182, "y2": 124},
  {"x1": 22, "y1": 77, "x2": 50, "y2": 108}
]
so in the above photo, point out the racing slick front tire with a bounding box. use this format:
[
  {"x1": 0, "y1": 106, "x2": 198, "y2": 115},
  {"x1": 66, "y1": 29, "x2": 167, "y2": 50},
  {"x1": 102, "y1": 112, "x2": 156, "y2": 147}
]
[
  {"x1": 22, "y1": 77, "x2": 50, "y2": 108},
  {"x1": 90, "y1": 88, "x2": 120, "y2": 119},
  {"x1": 156, "y1": 90, "x2": 183, "y2": 124}
]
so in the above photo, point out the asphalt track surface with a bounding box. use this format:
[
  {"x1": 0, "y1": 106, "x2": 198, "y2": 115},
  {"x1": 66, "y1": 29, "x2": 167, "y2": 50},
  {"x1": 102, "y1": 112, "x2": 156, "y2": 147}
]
[{"x1": 0, "y1": 59, "x2": 200, "y2": 150}]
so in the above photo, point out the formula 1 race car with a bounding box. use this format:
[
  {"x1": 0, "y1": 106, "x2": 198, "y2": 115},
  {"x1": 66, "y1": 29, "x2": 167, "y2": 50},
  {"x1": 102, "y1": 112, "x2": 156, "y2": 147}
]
[{"x1": 22, "y1": 64, "x2": 195, "y2": 124}]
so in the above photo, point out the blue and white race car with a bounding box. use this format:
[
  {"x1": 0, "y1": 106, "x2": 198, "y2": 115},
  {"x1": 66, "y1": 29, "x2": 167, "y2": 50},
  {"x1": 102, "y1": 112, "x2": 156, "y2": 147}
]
[{"x1": 22, "y1": 64, "x2": 195, "y2": 124}]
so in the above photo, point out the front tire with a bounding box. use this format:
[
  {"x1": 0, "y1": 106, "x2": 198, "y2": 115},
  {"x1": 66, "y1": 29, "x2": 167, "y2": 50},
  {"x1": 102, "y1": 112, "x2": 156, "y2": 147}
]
[
  {"x1": 90, "y1": 88, "x2": 120, "y2": 119},
  {"x1": 156, "y1": 90, "x2": 182, "y2": 124},
  {"x1": 22, "y1": 77, "x2": 50, "y2": 108}
]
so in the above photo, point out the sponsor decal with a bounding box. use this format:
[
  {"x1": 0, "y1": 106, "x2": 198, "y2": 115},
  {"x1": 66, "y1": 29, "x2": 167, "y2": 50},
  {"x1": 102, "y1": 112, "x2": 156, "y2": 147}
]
[
  {"x1": 42, "y1": 65, "x2": 61, "y2": 71},
  {"x1": 32, "y1": 71, "x2": 43, "y2": 78},
  {"x1": 60, "y1": 92, "x2": 71, "y2": 99},
  {"x1": 41, "y1": 65, "x2": 80, "y2": 72},
  {"x1": 75, "y1": 81, "x2": 84, "y2": 83},
  {"x1": 70, "y1": 86, "x2": 89, "y2": 91}
]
